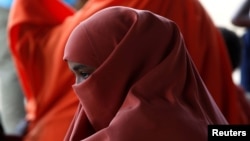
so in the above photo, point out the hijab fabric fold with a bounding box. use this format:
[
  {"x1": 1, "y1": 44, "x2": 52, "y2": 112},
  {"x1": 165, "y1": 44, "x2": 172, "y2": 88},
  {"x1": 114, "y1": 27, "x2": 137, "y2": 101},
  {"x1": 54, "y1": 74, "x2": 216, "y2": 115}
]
[
  {"x1": 64, "y1": 6, "x2": 228, "y2": 141},
  {"x1": 8, "y1": 0, "x2": 250, "y2": 140}
]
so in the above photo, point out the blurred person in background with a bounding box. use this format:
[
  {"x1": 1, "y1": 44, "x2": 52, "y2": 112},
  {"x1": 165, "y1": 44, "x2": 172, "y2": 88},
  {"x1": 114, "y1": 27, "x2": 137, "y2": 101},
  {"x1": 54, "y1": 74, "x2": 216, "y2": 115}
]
[
  {"x1": 4, "y1": 0, "x2": 86, "y2": 141},
  {"x1": 218, "y1": 27, "x2": 250, "y2": 117},
  {"x1": 6, "y1": 0, "x2": 250, "y2": 140},
  {"x1": 218, "y1": 27, "x2": 242, "y2": 71},
  {"x1": 232, "y1": 0, "x2": 250, "y2": 99}
]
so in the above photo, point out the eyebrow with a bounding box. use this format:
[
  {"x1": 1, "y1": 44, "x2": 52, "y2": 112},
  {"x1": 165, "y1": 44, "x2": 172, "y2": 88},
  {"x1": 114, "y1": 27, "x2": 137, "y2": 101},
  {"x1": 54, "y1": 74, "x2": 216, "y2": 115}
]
[{"x1": 72, "y1": 65, "x2": 88, "y2": 71}]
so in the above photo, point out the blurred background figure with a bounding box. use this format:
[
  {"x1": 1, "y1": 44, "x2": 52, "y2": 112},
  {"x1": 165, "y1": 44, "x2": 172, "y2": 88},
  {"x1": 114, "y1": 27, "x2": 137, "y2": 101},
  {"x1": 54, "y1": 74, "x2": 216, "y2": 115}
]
[
  {"x1": 218, "y1": 27, "x2": 242, "y2": 71},
  {"x1": 232, "y1": 0, "x2": 250, "y2": 97},
  {"x1": 218, "y1": 27, "x2": 250, "y2": 116},
  {"x1": 0, "y1": 0, "x2": 25, "y2": 136},
  {"x1": 6, "y1": 0, "x2": 250, "y2": 140},
  {"x1": 6, "y1": 0, "x2": 87, "y2": 141}
]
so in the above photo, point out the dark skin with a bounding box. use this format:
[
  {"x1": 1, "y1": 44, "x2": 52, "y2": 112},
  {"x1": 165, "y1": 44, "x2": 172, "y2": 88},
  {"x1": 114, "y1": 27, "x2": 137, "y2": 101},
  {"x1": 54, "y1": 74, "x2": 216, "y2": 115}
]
[
  {"x1": 74, "y1": 0, "x2": 88, "y2": 10},
  {"x1": 67, "y1": 61, "x2": 96, "y2": 84}
]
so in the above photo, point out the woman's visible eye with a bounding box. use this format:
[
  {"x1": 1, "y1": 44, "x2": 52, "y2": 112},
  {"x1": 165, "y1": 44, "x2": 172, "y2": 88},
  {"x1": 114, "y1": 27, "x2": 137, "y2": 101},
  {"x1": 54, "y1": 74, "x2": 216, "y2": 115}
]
[
  {"x1": 79, "y1": 71, "x2": 91, "y2": 79},
  {"x1": 67, "y1": 61, "x2": 96, "y2": 84},
  {"x1": 75, "y1": 69, "x2": 94, "y2": 84}
]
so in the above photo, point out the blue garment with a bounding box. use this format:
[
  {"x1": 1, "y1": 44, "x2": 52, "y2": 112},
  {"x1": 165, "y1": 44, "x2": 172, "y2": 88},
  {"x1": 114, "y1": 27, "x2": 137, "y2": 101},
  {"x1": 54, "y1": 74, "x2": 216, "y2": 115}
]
[
  {"x1": 63, "y1": 0, "x2": 78, "y2": 7},
  {"x1": 0, "y1": 0, "x2": 76, "y2": 9},
  {"x1": 0, "y1": 0, "x2": 12, "y2": 9},
  {"x1": 240, "y1": 28, "x2": 250, "y2": 93}
]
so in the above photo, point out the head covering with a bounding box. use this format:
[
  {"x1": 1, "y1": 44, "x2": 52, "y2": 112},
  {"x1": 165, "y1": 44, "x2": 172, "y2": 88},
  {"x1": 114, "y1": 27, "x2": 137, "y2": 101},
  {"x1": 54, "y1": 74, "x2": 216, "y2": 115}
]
[
  {"x1": 7, "y1": 0, "x2": 249, "y2": 140},
  {"x1": 64, "y1": 0, "x2": 250, "y2": 124},
  {"x1": 64, "y1": 6, "x2": 227, "y2": 141}
]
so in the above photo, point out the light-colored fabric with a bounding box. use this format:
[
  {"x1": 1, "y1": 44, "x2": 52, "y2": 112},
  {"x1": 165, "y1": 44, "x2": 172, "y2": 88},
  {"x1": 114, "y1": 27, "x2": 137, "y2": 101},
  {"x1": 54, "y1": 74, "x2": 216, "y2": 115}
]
[
  {"x1": 63, "y1": 6, "x2": 228, "y2": 141},
  {"x1": 0, "y1": 7, "x2": 25, "y2": 135},
  {"x1": 0, "y1": 0, "x2": 12, "y2": 9}
]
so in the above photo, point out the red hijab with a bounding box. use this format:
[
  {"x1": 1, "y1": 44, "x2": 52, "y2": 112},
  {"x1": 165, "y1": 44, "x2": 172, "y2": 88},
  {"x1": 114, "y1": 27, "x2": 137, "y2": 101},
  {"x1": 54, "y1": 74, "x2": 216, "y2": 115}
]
[
  {"x1": 63, "y1": 6, "x2": 228, "y2": 141},
  {"x1": 8, "y1": 1, "x2": 249, "y2": 140}
]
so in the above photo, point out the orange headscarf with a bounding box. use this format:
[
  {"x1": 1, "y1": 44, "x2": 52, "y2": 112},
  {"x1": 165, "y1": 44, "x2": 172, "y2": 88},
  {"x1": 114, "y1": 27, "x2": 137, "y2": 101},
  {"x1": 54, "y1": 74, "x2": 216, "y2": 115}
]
[
  {"x1": 63, "y1": 6, "x2": 228, "y2": 140},
  {"x1": 7, "y1": 0, "x2": 249, "y2": 140}
]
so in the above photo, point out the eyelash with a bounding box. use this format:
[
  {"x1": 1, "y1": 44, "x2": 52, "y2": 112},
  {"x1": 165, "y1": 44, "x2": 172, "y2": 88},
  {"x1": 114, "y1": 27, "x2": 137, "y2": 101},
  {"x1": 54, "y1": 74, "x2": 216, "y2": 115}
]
[{"x1": 79, "y1": 72, "x2": 91, "y2": 79}]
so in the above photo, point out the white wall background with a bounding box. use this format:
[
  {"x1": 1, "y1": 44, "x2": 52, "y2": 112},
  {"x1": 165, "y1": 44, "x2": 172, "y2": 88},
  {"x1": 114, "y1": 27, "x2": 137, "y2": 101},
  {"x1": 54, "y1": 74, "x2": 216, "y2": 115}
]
[
  {"x1": 199, "y1": 0, "x2": 245, "y2": 84},
  {"x1": 200, "y1": 0, "x2": 245, "y2": 35}
]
